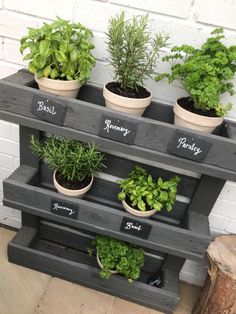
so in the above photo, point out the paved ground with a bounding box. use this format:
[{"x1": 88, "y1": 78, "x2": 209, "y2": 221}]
[{"x1": 0, "y1": 227, "x2": 201, "y2": 314}]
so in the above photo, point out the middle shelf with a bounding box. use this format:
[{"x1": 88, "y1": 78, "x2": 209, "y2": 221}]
[{"x1": 3, "y1": 161, "x2": 214, "y2": 261}]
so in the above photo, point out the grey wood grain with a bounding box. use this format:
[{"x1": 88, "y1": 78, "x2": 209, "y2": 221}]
[
  {"x1": 8, "y1": 225, "x2": 180, "y2": 313},
  {"x1": 38, "y1": 221, "x2": 164, "y2": 273},
  {"x1": 1, "y1": 78, "x2": 236, "y2": 180},
  {"x1": 183, "y1": 175, "x2": 225, "y2": 233},
  {"x1": 4, "y1": 168, "x2": 211, "y2": 260}
]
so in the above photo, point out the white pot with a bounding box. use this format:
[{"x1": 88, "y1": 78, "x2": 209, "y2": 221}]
[
  {"x1": 103, "y1": 83, "x2": 152, "y2": 116},
  {"x1": 53, "y1": 170, "x2": 93, "y2": 197},
  {"x1": 122, "y1": 200, "x2": 156, "y2": 218},
  {"x1": 174, "y1": 99, "x2": 224, "y2": 133},
  {"x1": 96, "y1": 252, "x2": 118, "y2": 274},
  {"x1": 35, "y1": 75, "x2": 81, "y2": 98}
]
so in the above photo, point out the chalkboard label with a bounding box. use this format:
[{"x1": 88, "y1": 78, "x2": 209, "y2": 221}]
[
  {"x1": 167, "y1": 130, "x2": 212, "y2": 162},
  {"x1": 99, "y1": 114, "x2": 138, "y2": 145},
  {"x1": 147, "y1": 271, "x2": 164, "y2": 288},
  {"x1": 31, "y1": 94, "x2": 67, "y2": 126},
  {"x1": 51, "y1": 199, "x2": 78, "y2": 219},
  {"x1": 120, "y1": 217, "x2": 152, "y2": 239}
]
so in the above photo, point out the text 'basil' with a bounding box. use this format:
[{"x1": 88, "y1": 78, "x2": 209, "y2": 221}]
[
  {"x1": 120, "y1": 217, "x2": 152, "y2": 239},
  {"x1": 31, "y1": 94, "x2": 67, "y2": 126}
]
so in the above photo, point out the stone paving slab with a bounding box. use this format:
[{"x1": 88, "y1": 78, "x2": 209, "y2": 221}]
[{"x1": 0, "y1": 227, "x2": 51, "y2": 314}]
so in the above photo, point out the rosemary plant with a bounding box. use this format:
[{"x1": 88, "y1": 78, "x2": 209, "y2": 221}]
[
  {"x1": 30, "y1": 135, "x2": 105, "y2": 182},
  {"x1": 107, "y1": 11, "x2": 169, "y2": 92}
]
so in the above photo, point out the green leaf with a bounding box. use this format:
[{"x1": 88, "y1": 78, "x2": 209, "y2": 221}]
[
  {"x1": 50, "y1": 68, "x2": 59, "y2": 79},
  {"x1": 147, "y1": 175, "x2": 152, "y2": 183},
  {"x1": 153, "y1": 202, "x2": 162, "y2": 211},
  {"x1": 28, "y1": 61, "x2": 36, "y2": 74},
  {"x1": 39, "y1": 40, "x2": 51, "y2": 57},
  {"x1": 55, "y1": 50, "x2": 67, "y2": 63},
  {"x1": 23, "y1": 53, "x2": 32, "y2": 61},
  {"x1": 28, "y1": 27, "x2": 39, "y2": 39},
  {"x1": 70, "y1": 50, "x2": 78, "y2": 62},
  {"x1": 60, "y1": 41, "x2": 68, "y2": 53},
  {"x1": 137, "y1": 199, "x2": 146, "y2": 212},
  {"x1": 43, "y1": 65, "x2": 51, "y2": 77},
  {"x1": 33, "y1": 53, "x2": 46, "y2": 69},
  {"x1": 51, "y1": 31, "x2": 62, "y2": 42}
]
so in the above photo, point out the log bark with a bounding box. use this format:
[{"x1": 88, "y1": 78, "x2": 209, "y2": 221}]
[{"x1": 193, "y1": 234, "x2": 236, "y2": 314}]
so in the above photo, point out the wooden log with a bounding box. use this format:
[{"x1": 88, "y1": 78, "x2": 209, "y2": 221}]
[{"x1": 193, "y1": 234, "x2": 236, "y2": 314}]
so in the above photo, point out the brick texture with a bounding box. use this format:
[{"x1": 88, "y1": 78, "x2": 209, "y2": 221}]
[
  {"x1": 196, "y1": 0, "x2": 236, "y2": 30},
  {"x1": 4, "y1": 0, "x2": 74, "y2": 20},
  {"x1": 0, "y1": 0, "x2": 236, "y2": 286},
  {"x1": 111, "y1": 0, "x2": 193, "y2": 19}
]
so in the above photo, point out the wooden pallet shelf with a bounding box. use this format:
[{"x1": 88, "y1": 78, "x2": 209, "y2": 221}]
[
  {"x1": 8, "y1": 221, "x2": 183, "y2": 314},
  {"x1": 4, "y1": 164, "x2": 218, "y2": 260},
  {"x1": 1, "y1": 69, "x2": 235, "y2": 313},
  {"x1": 0, "y1": 69, "x2": 236, "y2": 181}
]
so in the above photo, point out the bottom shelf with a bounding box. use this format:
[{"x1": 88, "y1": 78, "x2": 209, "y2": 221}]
[{"x1": 7, "y1": 221, "x2": 184, "y2": 314}]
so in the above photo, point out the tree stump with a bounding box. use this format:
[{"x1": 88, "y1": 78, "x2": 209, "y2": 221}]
[{"x1": 193, "y1": 234, "x2": 236, "y2": 314}]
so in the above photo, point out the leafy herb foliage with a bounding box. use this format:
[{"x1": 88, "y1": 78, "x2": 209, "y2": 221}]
[
  {"x1": 93, "y1": 235, "x2": 144, "y2": 281},
  {"x1": 156, "y1": 28, "x2": 236, "y2": 116},
  {"x1": 30, "y1": 135, "x2": 105, "y2": 182},
  {"x1": 107, "y1": 11, "x2": 169, "y2": 91},
  {"x1": 117, "y1": 166, "x2": 180, "y2": 212},
  {"x1": 20, "y1": 16, "x2": 96, "y2": 83}
]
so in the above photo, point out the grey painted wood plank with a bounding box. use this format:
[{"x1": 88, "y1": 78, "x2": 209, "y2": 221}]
[
  {"x1": 0, "y1": 78, "x2": 236, "y2": 177},
  {"x1": 1, "y1": 69, "x2": 35, "y2": 86},
  {"x1": 34, "y1": 239, "x2": 159, "y2": 284},
  {"x1": 5, "y1": 164, "x2": 38, "y2": 183},
  {"x1": 100, "y1": 154, "x2": 198, "y2": 198},
  {"x1": 78, "y1": 83, "x2": 174, "y2": 123},
  {"x1": 4, "y1": 174, "x2": 210, "y2": 260},
  {"x1": 162, "y1": 255, "x2": 185, "y2": 295},
  {"x1": 39, "y1": 164, "x2": 187, "y2": 223},
  {"x1": 8, "y1": 226, "x2": 179, "y2": 313},
  {"x1": 38, "y1": 220, "x2": 164, "y2": 273},
  {"x1": 0, "y1": 108, "x2": 236, "y2": 181},
  {"x1": 10, "y1": 225, "x2": 37, "y2": 246},
  {"x1": 19, "y1": 126, "x2": 40, "y2": 167},
  {"x1": 21, "y1": 212, "x2": 39, "y2": 229},
  {"x1": 40, "y1": 219, "x2": 166, "y2": 260},
  {"x1": 225, "y1": 121, "x2": 236, "y2": 140},
  {"x1": 183, "y1": 175, "x2": 225, "y2": 233}
]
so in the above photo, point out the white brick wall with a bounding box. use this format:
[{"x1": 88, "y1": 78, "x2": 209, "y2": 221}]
[
  {"x1": 111, "y1": 0, "x2": 193, "y2": 19},
  {"x1": 0, "y1": 0, "x2": 236, "y2": 286}
]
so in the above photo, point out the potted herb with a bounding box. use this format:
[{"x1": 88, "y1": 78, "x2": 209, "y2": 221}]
[
  {"x1": 20, "y1": 16, "x2": 96, "y2": 98},
  {"x1": 104, "y1": 12, "x2": 169, "y2": 116},
  {"x1": 156, "y1": 28, "x2": 236, "y2": 133},
  {"x1": 92, "y1": 235, "x2": 144, "y2": 282},
  {"x1": 30, "y1": 135, "x2": 105, "y2": 197},
  {"x1": 117, "y1": 166, "x2": 180, "y2": 218}
]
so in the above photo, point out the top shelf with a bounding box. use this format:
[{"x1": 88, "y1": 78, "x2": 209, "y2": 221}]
[{"x1": 1, "y1": 69, "x2": 236, "y2": 181}]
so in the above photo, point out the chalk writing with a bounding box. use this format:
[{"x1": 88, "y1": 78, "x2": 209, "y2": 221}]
[
  {"x1": 177, "y1": 137, "x2": 202, "y2": 155},
  {"x1": 104, "y1": 119, "x2": 131, "y2": 137},
  {"x1": 37, "y1": 100, "x2": 57, "y2": 116}
]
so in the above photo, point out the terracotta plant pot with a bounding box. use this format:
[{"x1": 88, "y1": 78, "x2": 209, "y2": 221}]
[
  {"x1": 35, "y1": 75, "x2": 81, "y2": 98},
  {"x1": 174, "y1": 99, "x2": 224, "y2": 133},
  {"x1": 96, "y1": 252, "x2": 118, "y2": 274},
  {"x1": 103, "y1": 83, "x2": 152, "y2": 116},
  {"x1": 122, "y1": 200, "x2": 156, "y2": 218},
  {"x1": 53, "y1": 170, "x2": 93, "y2": 197}
]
